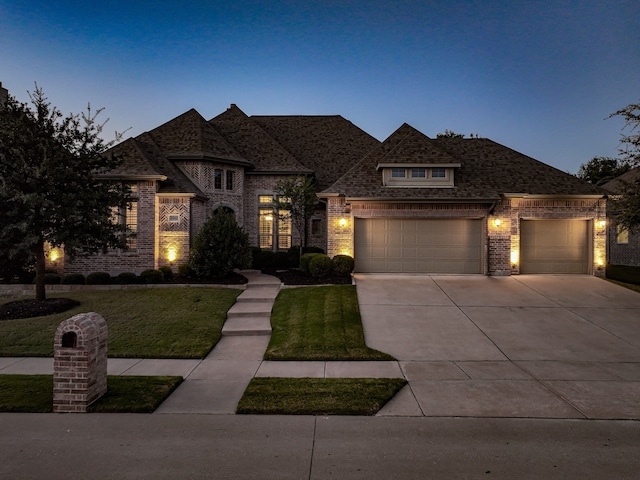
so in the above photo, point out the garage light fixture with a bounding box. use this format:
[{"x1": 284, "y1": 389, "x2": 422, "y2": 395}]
[
  {"x1": 597, "y1": 220, "x2": 606, "y2": 228},
  {"x1": 339, "y1": 218, "x2": 347, "y2": 227},
  {"x1": 510, "y1": 251, "x2": 519, "y2": 264},
  {"x1": 493, "y1": 219, "x2": 502, "y2": 227}
]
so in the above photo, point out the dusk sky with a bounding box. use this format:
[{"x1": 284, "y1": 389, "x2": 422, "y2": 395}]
[{"x1": 2, "y1": 0, "x2": 638, "y2": 174}]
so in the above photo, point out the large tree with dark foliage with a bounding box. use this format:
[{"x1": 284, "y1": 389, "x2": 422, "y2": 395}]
[
  {"x1": 607, "y1": 100, "x2": 640, "y2": 233},
  {"x1": 0, "y1": 85, "x2": 130, "y2": 300},
  {"x1": 576, "y1": 156, "x2": 630, "y2": 186}
]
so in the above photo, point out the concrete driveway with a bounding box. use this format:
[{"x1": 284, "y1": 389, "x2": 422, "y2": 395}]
[{"x1": 354, "y1": 274, "x2": 640, "y2": 419}]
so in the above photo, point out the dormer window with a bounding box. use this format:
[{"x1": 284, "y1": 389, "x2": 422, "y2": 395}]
[{"x1": 378, "y1": 163, "x2": 459, "y2": 188}]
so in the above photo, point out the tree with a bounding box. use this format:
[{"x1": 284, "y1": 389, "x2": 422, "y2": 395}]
[
  {"x1": 0, "y1": 86, "x2": 129, "y2": 300},
  {"x1": 189, "y1": 207, "x2": 251, "y2": 278},
  {"x1": 273, "y1": 176, "x2": 318, "y2": 249},
  {"x1": 608, "y1": 100, "x2": 640, "y2": 232},
  {"x1": 436, "y1": 129, "x2": 465, "y2": 139},
  {"x1": 576, "y1": 156, "x2": 630, "y2": 185}
]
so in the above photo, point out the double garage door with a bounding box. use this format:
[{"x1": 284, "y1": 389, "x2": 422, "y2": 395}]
[
  {"x1": 354, "y1": 218, "x2": 590, "y2": 274},
  {"x1": 354, "y1": 218, "x2": 483, "y2": 274}
]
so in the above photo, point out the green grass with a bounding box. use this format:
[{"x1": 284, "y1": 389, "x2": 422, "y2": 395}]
[
  {"x1": 265, "y1": 285, "x2": 394, "y2": 361},
  {"x1": 0, "y1": 287, "x2": 241, "y2": 358},
  {"x1": 237, "y1": 377, "x2": 407, "y2": 415},
  {"x1": 0, "y1": 375, "x2": 182, "y2": 413}
]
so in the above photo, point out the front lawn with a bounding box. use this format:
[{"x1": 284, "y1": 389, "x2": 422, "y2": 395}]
[
  {"x1": 0, "y1": 374, "x2": 182, "y2": 413},
  {"x1": 237, "y1": 377, "x2": 407, "y2": 415},
  {"x1": 0, "y1": 287, "x2": 241, "y2": 358},
  {"x1": 265, "y1": 285, "x2": 393, "y2": 361}
]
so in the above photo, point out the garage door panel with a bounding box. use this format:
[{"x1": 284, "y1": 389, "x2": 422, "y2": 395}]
[
  {"x1": 355, "y1": 218, "x2": 482, "y2": 274},
  {"x1": 520, "y1": 220, "x2": 589, "y2": 274}
]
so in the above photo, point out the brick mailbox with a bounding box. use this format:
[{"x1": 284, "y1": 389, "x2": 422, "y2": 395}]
[{"x1": 53, "y1": 312, "x2": 108, "y2": 413}]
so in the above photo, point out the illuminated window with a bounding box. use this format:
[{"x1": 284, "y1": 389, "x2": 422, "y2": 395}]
[
  {"x1": 259, "y1": 208, "x2": 274, "y2": 249},
  {"x1": 257, "y1": 196, "x2": 291, "y2": 250},
  {"x1": 259, "y1": 195, "x2": 273, "y2": 204},
  {"x1": 111, "y1": 201, "x2": 137, "y2": 250},
  {"x1": 617, "y1": 225, "x2": 629, "y2": 244}
]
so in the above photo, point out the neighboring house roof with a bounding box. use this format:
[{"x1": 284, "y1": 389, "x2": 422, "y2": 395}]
[
  {"x1": 251, "y1": 114, "x2": 380, "y2": 190},
  {"x1": 321, "y1": 123, "x2": 603, "y2": 200},
  {"x1": 601, "y1": 168, "x2": 640, "y2": 194},
  {"x1": 209, "y1": 105, "x2": 312, "y2": 175}
]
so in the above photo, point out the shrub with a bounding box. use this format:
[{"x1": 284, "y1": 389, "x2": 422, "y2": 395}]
[
  {"x1": 332, "y1": 255, "x2": 355, "y2": 276},
  {"x1": 86, "y1": 272, "x2": 111, "y2": 285},
  {"x1": 43, "y1": 273, "x2": 61, "y2": 284},
  {"x1": 300, "y1": 253, "x2": 323, "y2": 275},
  {"x1": 252, "y1": 248, "x2": 276, "y2": 270},
  {"x1": 309, "y1": 254, "x2": 332, "y2": 279},
  {"x1": 115, "y1": 272, "x2": 138, "y2": 284},
  {"x1": 190, "y1": 208, "x2": 252, "y2": 279},
  {"x1": 274, "y1": 252, "x2": 290, "y2": 269},
  {"x1": 606, "y1": 264, "x2": 640, "y2": 285},
  {"x1": 303, "y1": 246, "x2": 324, "y2": 254},
  {"x1": 61, "y1": 273, "x2": 86, "y2": 285},
  {"x1": 177, "y1": 263, "x2": 194, "y2": 278},
  {"x1": 140, "y1": 269, "x2": 164, "y2": 284},
  {"x1": 159, "y1": 265, "x2": 173, "y2": 281}
]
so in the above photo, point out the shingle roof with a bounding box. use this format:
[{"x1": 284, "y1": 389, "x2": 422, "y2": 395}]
[
  {"x1": 321, "y1": 124, "x2": 603, "y2": 200},
  {"x1": 251, "y1": 115, "x2": 380, "y2": 190},
  {"x1": 601, "y1": 168, "x2": 640, "y2": 194},
  {"x1": 209, "y1": 105, "x2": 312, "y2": 175},
  {"x1": 146, "y1": 108, "x2": 249, "y2": 166}
]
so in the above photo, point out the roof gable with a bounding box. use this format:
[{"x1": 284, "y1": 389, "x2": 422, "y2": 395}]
[
  {"x1": 601, "y1": 168, "x2": 640, "y2": 194},
  {"x1": 146, "y1": 108, "x2": 249, "y2": 165},
  {"x1": 209, "y1": 105, "x2": 312, "y2": 175}
]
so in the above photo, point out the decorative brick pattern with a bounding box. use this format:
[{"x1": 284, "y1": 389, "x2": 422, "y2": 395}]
[{"x1": 53, "y1": 312, "x2": 108, "y2": 413}]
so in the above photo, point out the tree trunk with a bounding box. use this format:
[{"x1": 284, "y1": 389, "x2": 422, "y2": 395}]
[{"x1": 33, "y1": 240, "x2": 46, "y2": 301}]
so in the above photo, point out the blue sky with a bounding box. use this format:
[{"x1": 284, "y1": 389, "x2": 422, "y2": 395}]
[{"x1": 1, "y1": 0, "x2": 639, "y2": 173}]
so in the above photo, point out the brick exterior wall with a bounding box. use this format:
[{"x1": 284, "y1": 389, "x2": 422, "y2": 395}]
[
  {"x1": 325, "y1": 196, "x2": 606, "y2": 276},
  {"x1": 53, "y1": 312, "x2": 108, "y2": 413},
  {"x1": 157, "y1": 196, "x2": 191, "y2": 271},
  {"x1": 607, "y1": 225, "x2": 640, "y2": 267}
]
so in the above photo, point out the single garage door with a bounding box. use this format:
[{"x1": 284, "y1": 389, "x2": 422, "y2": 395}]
[
  {"x1": 354, "y1": 218, "x2": 483, "y2": 273},
  {"x1": 520, "y1": 219, "x2": 590, "y2": 274}
]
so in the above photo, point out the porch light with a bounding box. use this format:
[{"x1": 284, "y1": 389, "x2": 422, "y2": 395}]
[
  {"x1": 596, "y1": 257, "x2": 605, "y2": 267},
  {"x1": 510, "y1": 251, "x2": 519, "y2": 264},
  {"x1": 339, "y1": 218, "x2": 347, "y2": 227},
  {"x1": 167, "y1": 247, "x2": 177, "y2": 263},
  {"x1": 493, "y1": 219, "x2": 501, "y2": 227},
  {"x1": 597, "y1": 220, "x2": 606, "y2": 228}
]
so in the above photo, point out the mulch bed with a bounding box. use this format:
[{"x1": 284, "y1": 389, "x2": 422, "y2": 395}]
[{"x1": 0, "y1": 298, "x2": 81, "y2": 321}]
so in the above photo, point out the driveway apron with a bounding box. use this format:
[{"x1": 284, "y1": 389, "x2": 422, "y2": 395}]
[{"x1": 354, "y1": 274, "x2": 640, "y2": 419}]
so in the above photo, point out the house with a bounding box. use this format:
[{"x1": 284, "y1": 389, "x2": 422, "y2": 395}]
[
  {"x1": 601, "y1": 168, "x2": 640, "y2": 267},
  {"x1": 55, "y1": 105, "x2": 606, "y2": 277}
]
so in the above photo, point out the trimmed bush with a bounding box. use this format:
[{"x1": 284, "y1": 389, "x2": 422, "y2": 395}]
[
  {"x1": 274, "y1": 252, "x2": 290, "y2": 269},
  {"x1": 252, "y1": 249, "x2": 276, "y2": 270},
  {"x1": 115, "y1": 272, "x2": 138, "y2": 285},
  {"x1": 332, "y1": 255, "x2": 355, "y2": 276},
  {"x1": 606, "y1": 264, "x2": 640, "y2": 285},
  {"x1": 43, "y1": 273, "x2": 61, "y2": 285},
  {"x1": 61, "y1": 273, "x2": 86, "y2": 285},
  {"x1": 190, "y1": 208, "x2": 251, "y2": 279},
  {"x1": 177, "y1": 263, "x2": 194, "y2": 278},
  {"x1": 300, "y1": 253, "x2": 323, "y2": 275},
  {"x1": 309, "y1": 254, "x2": 332, "y2": 279},
  {"x1": 86, "y1": 272, "x2": 111, "y2": 285},
  {"x1": 159, "y1": 265, "x2": 173, "y2": 281},
  {"x1": 140, "y1": 269, "x2": 164, "y2": 284}
]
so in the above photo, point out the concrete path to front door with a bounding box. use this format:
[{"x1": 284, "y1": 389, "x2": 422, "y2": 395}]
[{"x1": 355, "y1": 274, "x2": 640, "y2": 419}]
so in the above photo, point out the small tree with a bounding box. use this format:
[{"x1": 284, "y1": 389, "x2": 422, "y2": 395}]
[
  {"x1": 189, "y1": 208, "x2": 251, "y2": 278},
  {"x1": 0, "y1": 85, "x2": 129, "y2": 301},
  {"x1": 576, "y1": 156, "x2": 630, "y2": 185},
  {"x1": 436, "y1": 129, "x2": 465, "y2": 139},
  {"x1": 273, "y1": 176, "x2": 318, "y2": 250}
]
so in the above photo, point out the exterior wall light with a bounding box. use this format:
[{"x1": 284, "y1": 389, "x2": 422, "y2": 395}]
[
  {"x1": 596, "y1": 257, "x2": 605, "y2": 266},
  {"x1": 597, "y1": 220, "x2": 606, "y2": 228},
  {"x1": 510, "y1": 251, "x2": 519, "y2": 264},
  {"x1": 339, "y1": 218, "x2": 347, "y2": 227},
  {"x1": 493, "y1": 218, "x2": 501, "y2": 227},
  {"x1": 50, "y1": 249, "x2": 60, "y2": 262},
  {"x1": 167, "y1": 247, "x2": 177, "y2": 263}
]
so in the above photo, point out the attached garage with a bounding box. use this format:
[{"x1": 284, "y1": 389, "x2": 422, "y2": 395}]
[
  {"x1": 520, "y1": 219, "x2": 591, "y2": 274},
  {"x1": 354, "y1": 218, "x2": 483, "y2": 273}
]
